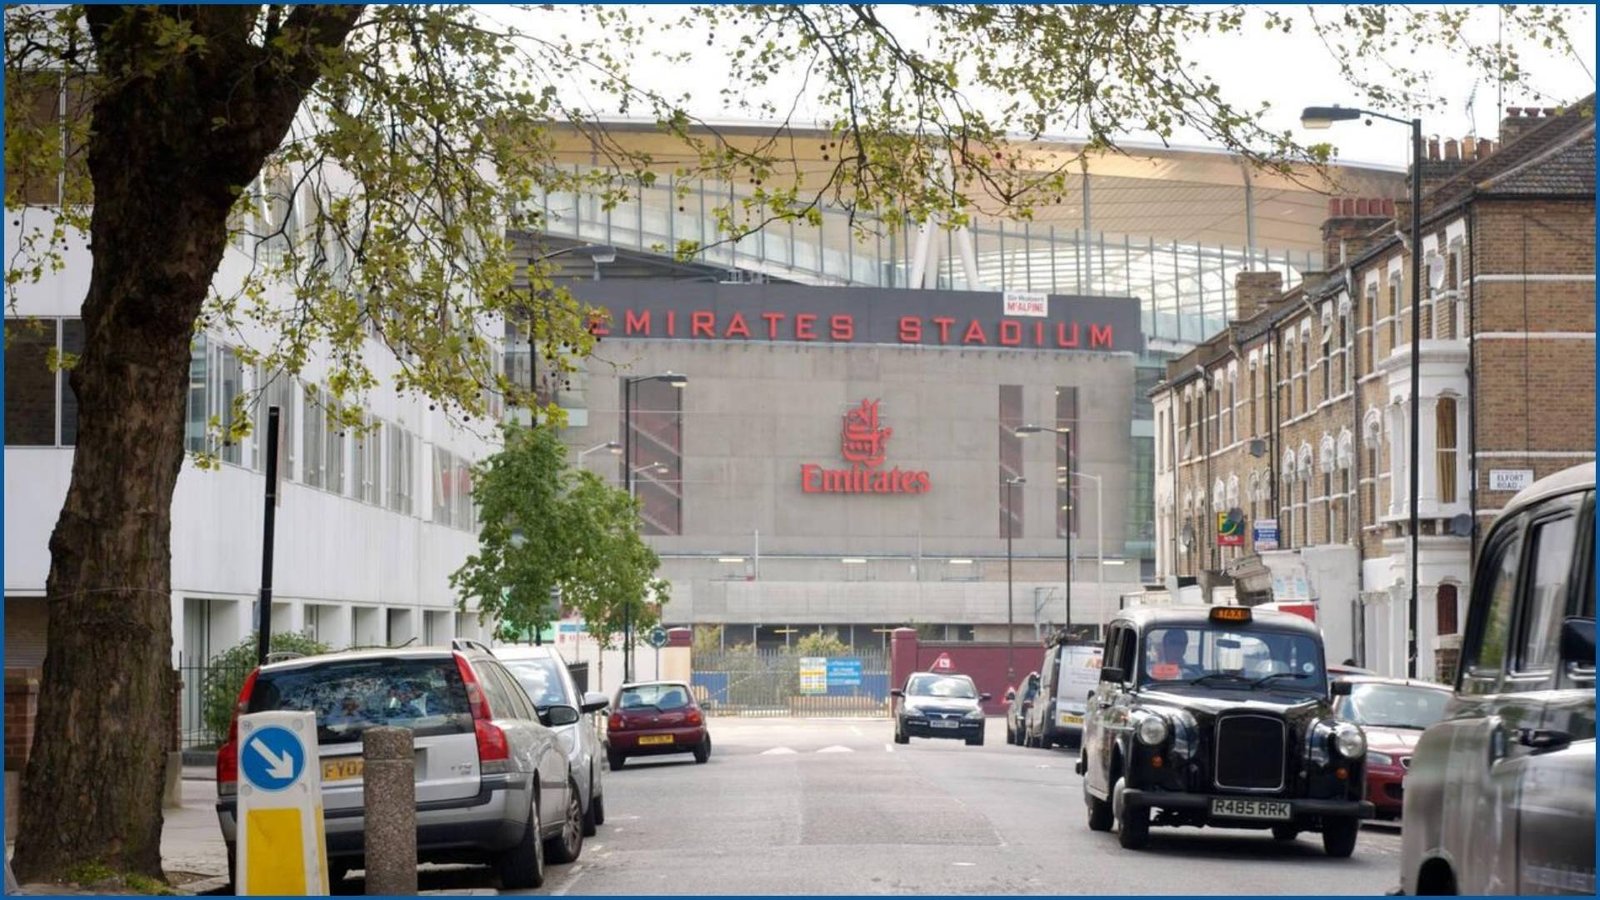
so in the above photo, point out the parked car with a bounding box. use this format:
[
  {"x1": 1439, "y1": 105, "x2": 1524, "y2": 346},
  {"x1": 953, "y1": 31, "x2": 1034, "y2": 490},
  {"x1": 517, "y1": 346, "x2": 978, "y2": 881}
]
[
  {"x1": 1006, "y1": 671, "x2": 1040, "y2": 745},
  {"x1": 1024, "y1": 639, "x2": 1103, "y2": 748},
  {"x1": 1401, "y1": 463, "x2": 1595, "y2": 895},
  {"x1": 892, "y1": 672, "x2": 990, "y2": 746},
  {"x1": 606, "y1": 680, "x2": 711, "y2": 769},
  {"x1": 215, "y1": 646, "x2": 582, "y2": 890},
  {"x1": 488, "y1": 642, "x2": 612, "y2": 836},
  {"x1": 1078, "y1": 605, "x2": 1372, "y2": 856},
  {"x1": 1328, "y1": 675, "x2": 1452, "y2": 819}
]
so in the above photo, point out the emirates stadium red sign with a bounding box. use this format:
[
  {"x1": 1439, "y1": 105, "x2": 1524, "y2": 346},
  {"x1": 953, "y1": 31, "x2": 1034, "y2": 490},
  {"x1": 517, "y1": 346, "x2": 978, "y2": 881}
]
[{"x1": 800, "y1": 400, "x2": 931, "y2": 495}]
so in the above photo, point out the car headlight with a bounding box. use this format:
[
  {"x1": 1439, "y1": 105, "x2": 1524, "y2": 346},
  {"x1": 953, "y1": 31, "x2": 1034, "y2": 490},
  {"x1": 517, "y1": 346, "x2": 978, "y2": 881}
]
[
  {"x1": 1333, "y1": 723, "x2": 1366, "y2": 758},
  {"x1": 1366, "y1": 750, "x2": 1394, "y2": 767},
  {"x1": 1136, "y1": 714, "x2": 1170, "y2": 746},
  {"x1": 965, "y1": 708, "x2": 985, "y2": 719}
]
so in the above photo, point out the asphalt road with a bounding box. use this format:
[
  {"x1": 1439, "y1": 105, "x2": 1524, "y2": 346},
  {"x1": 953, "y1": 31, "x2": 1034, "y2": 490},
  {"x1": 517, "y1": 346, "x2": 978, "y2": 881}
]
[{"x1": 361, "y1": 716, "x2": 1402, "y2": 895}]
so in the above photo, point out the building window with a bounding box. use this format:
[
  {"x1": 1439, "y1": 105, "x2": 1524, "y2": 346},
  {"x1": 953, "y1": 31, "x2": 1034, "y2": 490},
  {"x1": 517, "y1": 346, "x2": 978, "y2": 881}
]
[
  {"x1": 254, "y1": 370, "x2": 297, "y2": 480},
  {"x1": 4, "y1": 318, "x2": 82, "y2": 446},
  {"x1": 1437, "y1": 397, "x2": 1458, "y2": 504},
  {"x1": 1280, "y1": 338, "x2": 1294, "y2": 418},
  {"x1": 353, "y1": 414, "x2": 381, "y2": 504},
  {"x1": 623, "y1": 377, "x2": 685, "y2": 536},
  {"x1": 432, "y1": 447, "x2": 457, "y2": 528},
  {"x1": 1390, "y1": 277, "x2": 1403, "y2": 350},
  {"x1": 301, "y1": 384, "x2": 326, "y2": 488},
  {"x1": 999, "y1": 384, "x2": 1024, "y2": 537},
  {"x1": 1226, "y1": 370, "x2": 1238, "y2": 445},
  {"x1": 386, "y1": 423, "x2": 415, "y2": 515},
  {"x1": 1321, "y1": 325, "x2": 1333, "y2": 401},
  {"x1": 1436, "y1": 583, "x2": 1459, "y2": 636},
  {"x1": 322, "y1": 391, "x2": 346, "y2": 495},
  {"x1": 183, "y1": 335, "x2": 248, "y2": 463},
  {"x1": 1364, "y1": 284, "x2": 1378, "y2": 371},
  {"x1": 1055, "y1": 386, "x2": 1079, "y2": 539},
  {"x1": 1299, "y1": 329, "x2": 1310, "y2": 412}
]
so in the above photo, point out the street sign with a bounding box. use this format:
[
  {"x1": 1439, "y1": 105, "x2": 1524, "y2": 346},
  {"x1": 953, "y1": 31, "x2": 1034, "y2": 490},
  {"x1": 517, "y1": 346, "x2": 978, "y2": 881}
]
[
  {"x1": 826, "y1": 658, "x2": 863, "y2": 687},
  {"x1": 1253, "y1": 518, "x2": 1279, "y2": 552},
  {"x1": 1217, "y1": 509, "x2": 1245, "y2": 547},
  {"x1": 647, "y1": 625, "x2": 669, "y2": 649},
  {"x1": 241, "y1": 725, "x2": 306, "y2": 792},
  {"x1": 1002, "y1": 291, "x2": 1049, "y2": 318},
  {"x1": 1489, "y1": 469, "x2": 1535, "y2": 492},
  {"x1": 236, "y1": 711, "x2": 328, "y2": 896},
  {"x1": 929, "y1": 652, "x2": 955, "y2": 672}
]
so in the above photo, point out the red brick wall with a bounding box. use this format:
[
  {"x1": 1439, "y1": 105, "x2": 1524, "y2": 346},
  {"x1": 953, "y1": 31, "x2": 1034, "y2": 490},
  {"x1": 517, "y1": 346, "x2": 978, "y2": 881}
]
[{"x1": 4, "y1": 669, "x2": 41, "y2": 772}]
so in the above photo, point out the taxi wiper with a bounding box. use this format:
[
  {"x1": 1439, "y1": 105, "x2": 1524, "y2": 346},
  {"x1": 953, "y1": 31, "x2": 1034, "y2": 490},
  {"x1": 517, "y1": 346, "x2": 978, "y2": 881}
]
[
  {"x1": 1184, "y1": 672, "x2": 1250, "y2": 686},
  {"x1": 1249, "y1": 672, "x2": 1311, "y2": 689}
]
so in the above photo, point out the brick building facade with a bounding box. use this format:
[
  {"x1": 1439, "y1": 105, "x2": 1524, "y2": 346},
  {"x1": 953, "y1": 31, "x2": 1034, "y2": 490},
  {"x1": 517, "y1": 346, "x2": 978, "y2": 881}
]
[{"x1": 1152, "y1": 99, "x2": 1596, "y2": 681}]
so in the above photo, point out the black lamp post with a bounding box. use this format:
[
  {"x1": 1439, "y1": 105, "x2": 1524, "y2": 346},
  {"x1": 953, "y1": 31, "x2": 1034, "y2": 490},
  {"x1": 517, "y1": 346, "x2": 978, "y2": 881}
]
[
  {"x1": 1016, "y1": 425, "x2": 1073, "y2": 636},
  {"x1": 1003, "y1": 475, "x2": 1025, "y2": 683},
  {"x1": 1302, "y1": 105, "x2": 1422, "y2": 679},
  {"x1": 622, "y1": 372, "x2": 687, "y2": 682}
]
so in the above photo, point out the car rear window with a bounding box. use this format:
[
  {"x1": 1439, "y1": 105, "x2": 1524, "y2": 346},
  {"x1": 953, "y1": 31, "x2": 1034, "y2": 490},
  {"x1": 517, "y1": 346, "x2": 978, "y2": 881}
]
[
  {"x1": 618, "y1": 684, "x2": 691, "y2": 711},
  {"x1": 501, "y1": 657, "x2": 572, "y2": 708},
  {"x1": 248, "y1": 657, "x2": 473, "y2": 744}
]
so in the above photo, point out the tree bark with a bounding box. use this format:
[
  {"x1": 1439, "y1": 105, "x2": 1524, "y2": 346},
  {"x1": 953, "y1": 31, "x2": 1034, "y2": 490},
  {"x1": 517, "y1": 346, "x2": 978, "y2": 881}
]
[{"x1": 12, "y1": 6, "x2": 363, "y2": 880}]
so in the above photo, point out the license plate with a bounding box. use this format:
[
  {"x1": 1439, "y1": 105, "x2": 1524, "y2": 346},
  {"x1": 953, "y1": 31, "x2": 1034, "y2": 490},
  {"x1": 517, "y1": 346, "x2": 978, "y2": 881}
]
[
  {"x1": 638, "y1": 734, "x2": 674, "y2": 746},
  {"x1": 322, "y1": 757, "x2": 364, "y2": 782},
  {"x1": 1210, "y1": 798, "x2": 1291, "y2": 820},
  {"x1": 1060, "y1": 714, "x2": 1083, "y2": 725},
  {"x1": 931, "y1": 719, "x2": 959, "y2": 729}
]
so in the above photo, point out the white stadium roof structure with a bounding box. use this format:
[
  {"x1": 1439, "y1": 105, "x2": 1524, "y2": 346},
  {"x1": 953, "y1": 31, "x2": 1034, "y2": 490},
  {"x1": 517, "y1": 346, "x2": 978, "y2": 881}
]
[{"x1": 527, "y1": 120, "x2": 1406, "y2": 345}]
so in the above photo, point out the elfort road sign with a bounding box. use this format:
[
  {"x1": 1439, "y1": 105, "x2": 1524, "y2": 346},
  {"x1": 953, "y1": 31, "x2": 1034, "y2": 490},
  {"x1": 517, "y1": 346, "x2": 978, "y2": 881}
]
[{"x1": 240, "y1": 725, "x2": 307, "y2": 793}]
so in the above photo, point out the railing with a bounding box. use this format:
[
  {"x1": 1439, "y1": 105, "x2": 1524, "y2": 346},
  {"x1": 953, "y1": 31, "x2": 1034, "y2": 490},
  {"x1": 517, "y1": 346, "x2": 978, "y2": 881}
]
[{"x1": 178, "y1": 660, "x2": 252, "y2": 750}]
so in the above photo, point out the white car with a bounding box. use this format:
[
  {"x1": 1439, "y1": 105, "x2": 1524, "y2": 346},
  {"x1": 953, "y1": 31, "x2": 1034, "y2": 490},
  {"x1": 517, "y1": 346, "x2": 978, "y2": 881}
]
[{"x1": 488, "y1": 642, "x2": 611, "y2": 836}]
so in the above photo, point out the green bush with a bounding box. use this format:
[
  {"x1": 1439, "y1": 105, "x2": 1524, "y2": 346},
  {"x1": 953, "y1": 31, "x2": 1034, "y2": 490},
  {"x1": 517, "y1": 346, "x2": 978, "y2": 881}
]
[{"x1": 199, "y1": 632, "x2": 330, "y2": 745}]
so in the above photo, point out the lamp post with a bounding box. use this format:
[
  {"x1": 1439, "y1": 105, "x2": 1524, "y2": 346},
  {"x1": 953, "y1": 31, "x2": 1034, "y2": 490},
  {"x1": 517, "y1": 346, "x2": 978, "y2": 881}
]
[
  {"x1": 1016, "y1": 425, "x2": 1073, "y2": 635},
  {"x1": 1302, "y1": 104, "x2": 1421, "y2": 679},
  {"x1": 1066, "y1": 471, "x2": 1105, "y2": 641},
  {"x1": 1002, "y1": 475, "x2": 1025, "y2": 683},
  {"x1": 622, "y1": 372, "x2": 688, "y2": 682},
  {"x1": 577, "y1": 440, "x2": 621, "y2": 468}
]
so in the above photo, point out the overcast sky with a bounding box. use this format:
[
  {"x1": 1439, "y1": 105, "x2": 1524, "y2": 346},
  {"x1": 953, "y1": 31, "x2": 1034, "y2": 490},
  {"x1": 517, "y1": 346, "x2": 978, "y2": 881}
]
[{"x1": 490, "y1": 4, "x2": 1596, "y2": 171}]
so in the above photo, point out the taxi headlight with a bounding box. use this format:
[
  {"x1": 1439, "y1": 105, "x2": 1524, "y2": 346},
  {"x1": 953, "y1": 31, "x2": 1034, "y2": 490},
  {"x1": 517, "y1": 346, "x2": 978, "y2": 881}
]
[
  {"x1": 1136, "y1": 714, "x2": 1170, "y2": 746},
  {"x1": 1333, "y1": 723, "x2": 1366, "y2": 758}
]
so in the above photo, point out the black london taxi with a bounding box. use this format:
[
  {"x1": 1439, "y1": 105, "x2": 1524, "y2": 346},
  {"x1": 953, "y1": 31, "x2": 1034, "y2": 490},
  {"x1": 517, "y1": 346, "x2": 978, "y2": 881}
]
[
  {"x1": 1400, "y1": 463, "x2": 1595, "y2": 895},
  {"x1": 1077, "y1": 605, "x2": 1373, "y2": 856}
]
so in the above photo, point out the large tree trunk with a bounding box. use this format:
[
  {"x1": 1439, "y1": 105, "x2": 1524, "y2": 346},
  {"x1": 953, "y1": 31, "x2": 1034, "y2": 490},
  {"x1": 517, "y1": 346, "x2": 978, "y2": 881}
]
[{"x1": 11, "y1": 6, "x2": 363, "y2": 880}]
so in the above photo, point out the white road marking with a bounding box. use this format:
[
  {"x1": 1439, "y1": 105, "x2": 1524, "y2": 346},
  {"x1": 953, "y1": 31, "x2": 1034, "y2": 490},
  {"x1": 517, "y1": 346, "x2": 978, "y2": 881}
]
[
  {"x1": 551, "y1": 864, "x2": 586, "y2": 896},
  {"x1": 952, "y1": 862, "x2": 976, "y2": 867},
  {"x1": 761, "y1": 747, "x2": 799, "y2": 755},
  {"x1": 884, "y1": 743, "x2": 895, "y2": 753},
  {"x1": 817, "y1": 745, "x2": 854, "y2": 753}
]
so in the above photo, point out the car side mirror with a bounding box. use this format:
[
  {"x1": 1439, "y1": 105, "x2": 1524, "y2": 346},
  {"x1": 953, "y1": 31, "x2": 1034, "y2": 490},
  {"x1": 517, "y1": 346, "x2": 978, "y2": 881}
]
[
  {"x1": 1099, "y1": 666, "x2": 1125, "y2": 684},
  {"x1": 1331, "y1": 680, "x2": 1353, "y2": 696},
  {"x1": 541, "y1": 705, "x2": 581, "y2": 727},
  {"x1": 890, "y1": 688, "x2": 904, "y2": 698},
  {"x1": 980, "y1": 693, "x2": 992, "y2": 702},
  {"x1": 1560, "y1": 616, "x2": 1596, "y2": 668},
  {"x1": 580, "y1": 691, "x2": 610, "y2": 714}
]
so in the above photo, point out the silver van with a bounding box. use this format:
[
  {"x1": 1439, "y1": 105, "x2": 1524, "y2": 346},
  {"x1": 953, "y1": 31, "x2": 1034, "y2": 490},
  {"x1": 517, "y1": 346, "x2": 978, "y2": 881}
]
[
  {"x1": 1022, "y1": 638, "x2": 1103, "y2": 748},
  {"x1": 1399, "y1": 463, "x2": 1595, "y2": 895},
  {"x1": 215, "y1": 647, "x2": 581, "y2": 890}
]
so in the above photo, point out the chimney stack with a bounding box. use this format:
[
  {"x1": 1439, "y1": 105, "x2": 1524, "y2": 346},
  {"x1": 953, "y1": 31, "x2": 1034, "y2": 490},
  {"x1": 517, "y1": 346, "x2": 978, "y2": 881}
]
[
  {"x1": 1233, "y1": 271, "x2": 1284, "y2": 322},
  {"x1": 1321, "y1": 197, "x2": 1397, "y2": 267},
  {"x1": 1500, "y1": 105, "x2": 1560, "y2": 147}
]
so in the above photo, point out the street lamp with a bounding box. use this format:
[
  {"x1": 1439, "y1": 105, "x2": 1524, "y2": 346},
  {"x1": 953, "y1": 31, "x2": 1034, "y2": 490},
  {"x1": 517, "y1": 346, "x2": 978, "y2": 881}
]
[
  {"x1": 1002, "y1": 475, "x2": 1025, "y2": 683},
  {"x1": 521, "y1": 245, "x2": 619, "y2": 421},
  {"x1": 1016, "y1": 424, "x2": 1073, "y2": 634},
  {"x1": 1303, "y1": 104, "x2": 1422, "y2": 679},
  {"x1": 622, "y1": 372, "x2": 688, "y2": 681},
  {"x1": 1063, "y1": 470, "x2": 1105, "y2": 642},
  {"x1": 577, "y1": 440, "x2": 622, "y2": 468}
]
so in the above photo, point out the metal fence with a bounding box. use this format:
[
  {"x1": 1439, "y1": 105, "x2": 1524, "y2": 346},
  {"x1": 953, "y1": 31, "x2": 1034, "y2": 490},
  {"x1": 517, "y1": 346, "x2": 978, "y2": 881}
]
[
  {"x1": 691, "y1": 647, "x2": 890, "y2": 718},
  {"x1": 178, "y1": 660, "x2": 251, "y2": 750}
]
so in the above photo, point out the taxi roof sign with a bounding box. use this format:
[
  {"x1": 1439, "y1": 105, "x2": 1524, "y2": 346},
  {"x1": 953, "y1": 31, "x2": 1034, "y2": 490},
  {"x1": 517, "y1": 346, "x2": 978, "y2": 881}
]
[{"x1": 1210, "y1": 606, "x2": 1252, "y2": 623}]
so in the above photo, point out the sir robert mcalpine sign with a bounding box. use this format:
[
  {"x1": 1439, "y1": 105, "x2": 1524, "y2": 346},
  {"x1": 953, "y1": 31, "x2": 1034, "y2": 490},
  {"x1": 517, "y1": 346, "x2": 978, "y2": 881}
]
[
  {"x1": 801, "y1": 399, "x2": 931, "y2": 495},
  {"x1": 569, "y1": 282, "x2": 1145, "y2": 354}
]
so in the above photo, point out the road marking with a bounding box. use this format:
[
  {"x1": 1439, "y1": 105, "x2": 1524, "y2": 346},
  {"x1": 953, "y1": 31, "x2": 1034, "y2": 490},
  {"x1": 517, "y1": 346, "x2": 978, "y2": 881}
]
[
  {"x1": 817, "y1": 745, "x2": 854, "y2": 753},
  {"x1": 952, "y1": 862, "x2": 976, "y2": 867},
  {"x1": 884, "y1": 744, "x2": 895, "y2": 753},
  {"x1": 849, "y1": 725, "x2": 863, "y2": 736},
  {"x1": 760, "y1": 747, "x2": 798, "y2": 755},
  {"x1": 551, "y1": 864, "x2": 586, "y2": 896}
]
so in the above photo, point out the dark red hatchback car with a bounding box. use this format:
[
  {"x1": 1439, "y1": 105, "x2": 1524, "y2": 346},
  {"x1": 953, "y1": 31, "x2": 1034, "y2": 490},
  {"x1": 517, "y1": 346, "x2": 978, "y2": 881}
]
[
  {"x1": 1330, "y1": 675, "x2": 1452, "y2": 819},
  {"x1": 606, "y1": 680, "x2": 711, "y2": 770}
]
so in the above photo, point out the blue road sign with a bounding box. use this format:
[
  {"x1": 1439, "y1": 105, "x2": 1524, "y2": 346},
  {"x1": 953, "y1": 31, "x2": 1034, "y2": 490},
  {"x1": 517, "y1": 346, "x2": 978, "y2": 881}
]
[
  {"x1": 826, "y1": 658, "x2": 863, "y2": 687},
  {"x1": 648, "y1": 626, "x2": 669, "y2": 649},
  {"x1": 240, "y1": 725, "x2": 307, "y2": 792}
]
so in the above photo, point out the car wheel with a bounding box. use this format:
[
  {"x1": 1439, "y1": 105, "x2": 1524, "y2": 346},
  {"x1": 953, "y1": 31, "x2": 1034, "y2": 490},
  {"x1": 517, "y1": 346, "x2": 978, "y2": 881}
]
[
  {"x1": 1084, "y1": 759, "x2": 1114, "y2": 832},
  {"x1": 545, "y1": 779, "x2": 585, "y2": 864},
  {"x1": 608, "y1": 750, "x2": 626, "y2": 771},
  {"x1": 496, "y1": 793, "x2": 546, "y2": 889},
  {"x1": 1321, "y1": 817, "x2": 1359, "y2": 858},
  {"x1": 581, "y1": 769, "x2": 599, "y2": 837},
  {"x1": 893, "y1": 724, "x2": 910, "y2": 745},
  {"x1": 590, "y1": 790, "x2": 606, "y2": 827},
  {"x1": 327, "y1": 860, "x2": 351, "y2": 888},
  {"x1": 965, "y1": 731, "x2": 983, "y2": 747},
  {"x1": 1006, "y1": 724, "x2": 1016, "y2": 745},
  {"x1": 693, "y1": 735, "x2": 712, "y2": 764},
  {"x1": 1271, "y1": 825, "x2": 1300, "y2": 842},
  {"x1": 1113, "y1": 775, "x2": 1149, "y2": 850},
  {"x1": 225, "y1": 843, "x2": 236, "y2": 892}
]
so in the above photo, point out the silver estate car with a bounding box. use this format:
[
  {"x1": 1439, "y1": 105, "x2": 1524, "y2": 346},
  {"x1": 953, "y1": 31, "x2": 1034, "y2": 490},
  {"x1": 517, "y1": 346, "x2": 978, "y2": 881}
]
[
  {"x1": 215, "y1": 646, "x2": 583, "y2": 890},
  {"x1": 488, "y1": 642, "x2": 611, "y2": 836},
  {"x1": 1400, "y1": 463, "x2": 1595, "y2": 895}
]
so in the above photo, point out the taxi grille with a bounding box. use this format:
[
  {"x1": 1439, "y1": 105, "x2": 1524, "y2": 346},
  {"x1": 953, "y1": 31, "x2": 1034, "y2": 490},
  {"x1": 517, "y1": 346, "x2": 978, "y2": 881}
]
[{"x1": 1214, "y1": 714, "x2": 1286, "y2": 791}]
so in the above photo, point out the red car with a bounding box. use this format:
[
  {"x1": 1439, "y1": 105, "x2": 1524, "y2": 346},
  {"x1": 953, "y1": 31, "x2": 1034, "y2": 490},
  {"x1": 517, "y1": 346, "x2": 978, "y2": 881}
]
[
  {"x1": 606, "y1": 680, "x2": 711, "y2": 770},
  {"x1": 1331, "y1": 675, "x2": 1452, "y2": 819}
]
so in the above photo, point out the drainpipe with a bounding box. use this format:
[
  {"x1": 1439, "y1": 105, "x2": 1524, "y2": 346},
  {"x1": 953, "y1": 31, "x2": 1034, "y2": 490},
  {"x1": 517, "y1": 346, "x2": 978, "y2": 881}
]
[
  {"x1": 1269, "y1": 322, "x2": 1281, "y2": 561},
  {"x1": 1466, "y1": 205, "x2": 1479, "y2": 562}
]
